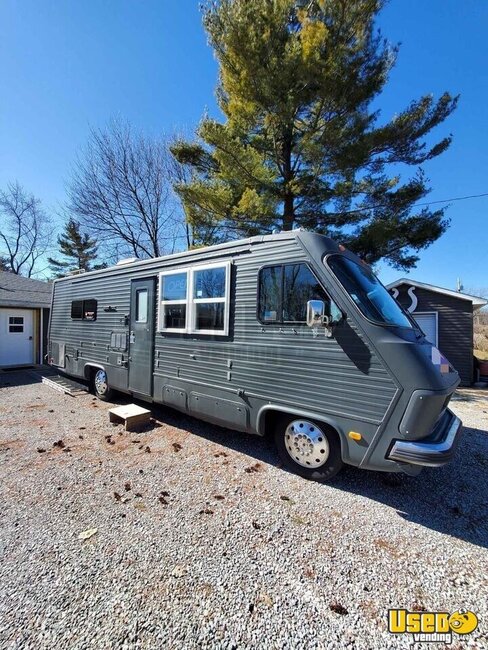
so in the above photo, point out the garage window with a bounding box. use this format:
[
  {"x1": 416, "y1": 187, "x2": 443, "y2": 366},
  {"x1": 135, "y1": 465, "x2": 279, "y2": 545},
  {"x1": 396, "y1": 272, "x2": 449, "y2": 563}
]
[
  {"x1": 9, "y1": 316, "x2": 24, "y2": 333},
  {"x1": 413, "y1": 312, "x2": 438, "y2": 346},
  {"x1": 71, "y1": 300, "x2": 97, "y2": 321}
]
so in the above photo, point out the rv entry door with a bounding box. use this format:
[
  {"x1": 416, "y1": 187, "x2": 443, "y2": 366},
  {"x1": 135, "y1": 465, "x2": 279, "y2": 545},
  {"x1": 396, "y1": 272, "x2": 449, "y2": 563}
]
[{"x1": 129, "y1": 277, "x2": 156, "y2": 396}]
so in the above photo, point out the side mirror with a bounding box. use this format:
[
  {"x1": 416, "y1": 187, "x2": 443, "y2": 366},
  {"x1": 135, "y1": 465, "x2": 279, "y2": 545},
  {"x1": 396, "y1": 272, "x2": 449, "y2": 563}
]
[{"x1": 307, "y1": 300, "x2": 327, "y2": 327}]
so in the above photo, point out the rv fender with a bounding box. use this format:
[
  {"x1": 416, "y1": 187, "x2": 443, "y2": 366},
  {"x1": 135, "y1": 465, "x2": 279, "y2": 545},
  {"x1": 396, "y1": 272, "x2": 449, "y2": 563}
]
[
  {"x1": 256, "y1": 405, "x2": 346, "y2": 457},
  {"x1": 83, "y1": 362, "x2": 105, "y2": 380}
]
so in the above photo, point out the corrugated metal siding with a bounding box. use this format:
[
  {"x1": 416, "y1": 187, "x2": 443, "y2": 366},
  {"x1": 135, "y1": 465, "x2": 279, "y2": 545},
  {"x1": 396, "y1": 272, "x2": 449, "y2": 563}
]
[
  {"x1": 50, "y1": 235, "x2": 398, "y2": 430},
  {"x1": 395, "y1": 285, "x2": 473, "y2": 385}
]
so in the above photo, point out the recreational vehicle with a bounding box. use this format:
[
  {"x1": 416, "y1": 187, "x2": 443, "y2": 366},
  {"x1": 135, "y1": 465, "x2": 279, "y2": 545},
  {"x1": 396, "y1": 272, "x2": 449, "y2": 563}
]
[{"x1": 48, "y1": 230, "x2": 462, "y2": 481}]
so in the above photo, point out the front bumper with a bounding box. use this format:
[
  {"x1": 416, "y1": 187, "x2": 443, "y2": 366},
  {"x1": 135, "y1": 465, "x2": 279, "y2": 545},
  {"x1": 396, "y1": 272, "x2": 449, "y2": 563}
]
[{"x1": 387, "y1": 409, "x2": 462, "y2": 467}]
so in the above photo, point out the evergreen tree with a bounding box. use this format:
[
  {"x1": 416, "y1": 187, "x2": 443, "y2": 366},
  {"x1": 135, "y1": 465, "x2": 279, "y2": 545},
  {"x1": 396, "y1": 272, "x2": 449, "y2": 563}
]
[
  {"x1": 48, "y1": 219, "x2": 104, "y2": 277},
  {"x1": 172, "y1": 0, "x2": 458, "y2": 268}
]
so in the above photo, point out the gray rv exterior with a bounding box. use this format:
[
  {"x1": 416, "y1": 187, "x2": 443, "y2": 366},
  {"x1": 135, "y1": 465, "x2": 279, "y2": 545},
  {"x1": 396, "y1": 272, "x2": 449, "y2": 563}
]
[{"x1": 48, "y1": 231, "x2": 462, "y2": 475}]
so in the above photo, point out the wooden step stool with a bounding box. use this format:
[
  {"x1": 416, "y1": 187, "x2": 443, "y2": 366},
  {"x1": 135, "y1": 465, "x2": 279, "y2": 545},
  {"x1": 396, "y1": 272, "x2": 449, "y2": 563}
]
[{"x1": 108, "y1": 404, "x2": 151, "y2": 431}]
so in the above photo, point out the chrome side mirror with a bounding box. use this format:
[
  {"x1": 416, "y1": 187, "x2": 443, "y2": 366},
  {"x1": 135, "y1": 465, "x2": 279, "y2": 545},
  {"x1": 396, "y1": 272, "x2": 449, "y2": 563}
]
[{"x1": 307, "y1": 300, "x2": 327, "y2": 327}]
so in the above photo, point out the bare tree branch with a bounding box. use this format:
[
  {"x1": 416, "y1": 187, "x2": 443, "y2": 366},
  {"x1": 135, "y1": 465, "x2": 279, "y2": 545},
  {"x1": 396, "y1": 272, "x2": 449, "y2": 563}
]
[
  {"x1": 0, "y1": 181, "x2": 53, "y2": 277},
  {"x1": 67, "y1": 119, "x2": 187, "y2": 259}
]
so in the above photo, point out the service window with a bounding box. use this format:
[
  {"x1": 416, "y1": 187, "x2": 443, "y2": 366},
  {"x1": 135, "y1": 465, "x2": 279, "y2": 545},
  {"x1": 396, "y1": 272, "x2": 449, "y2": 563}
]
[
  {"x1": 259, "y1": 263, "x2": 331, "y2": 323},
  {"x1": 159, "y1": 262, "x2": 231, "y2": 335},
  {"x1": 8, "y1": 316, "x2": 24, "y2": 333},
  {"x1": 71, "y1": 299, "x2": 97, "y2": 321},
  {"x1": 71, "y1": 300, "x2": 83, "y2": 319},
  {"x1": 83, "y1": 300, "x2": 97, "y2": 321}
]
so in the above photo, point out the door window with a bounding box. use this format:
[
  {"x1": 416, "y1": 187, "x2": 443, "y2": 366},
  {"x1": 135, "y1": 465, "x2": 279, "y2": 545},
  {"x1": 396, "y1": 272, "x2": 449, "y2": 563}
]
[
  {"x1": 9, "y1": 316, "x2": 24, "y2": 333},
  {"x1": 135, "y1": 289, "x2": 148, "y2": 323}
]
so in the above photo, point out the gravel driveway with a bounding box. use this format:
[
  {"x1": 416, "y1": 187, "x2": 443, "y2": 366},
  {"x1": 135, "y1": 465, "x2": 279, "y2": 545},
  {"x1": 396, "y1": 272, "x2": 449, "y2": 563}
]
[{"x1": 0, "y1": 369, "x2": 486, "y2": 649}]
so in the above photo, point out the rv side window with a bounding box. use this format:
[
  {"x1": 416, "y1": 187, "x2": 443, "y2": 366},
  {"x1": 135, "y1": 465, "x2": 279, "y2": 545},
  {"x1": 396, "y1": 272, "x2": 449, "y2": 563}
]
[
  {"x1": 193, "y1": 266, "x2": 227, "y2": 333},
  {"x1": 159, "y1": 271, "x2": 188, "y2": 331},
  {"x1": 71, "y1": 299, "x2": 97, "y2": 321},
  {"x1": 83, "y1": 300, "x2": 97, "y2": 321},
  {"x1": 159, "y1": 262, "x2": 231, "y2": 335},
  {"x1": 71, "y1": 300, "x2": 83, "y2": 319},
  {"x1": 259, "y1": 263, "x2": 330, "y2": 323}
]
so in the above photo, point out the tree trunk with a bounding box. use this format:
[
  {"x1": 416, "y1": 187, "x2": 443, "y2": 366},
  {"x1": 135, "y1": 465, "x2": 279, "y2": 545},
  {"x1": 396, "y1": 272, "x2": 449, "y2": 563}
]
[
  {"x1": 281, "y1": 131, "x2": 294, "y2": 231},
  {"x1": 282, "y1": 193, "x2": 294, "y2": 230}
]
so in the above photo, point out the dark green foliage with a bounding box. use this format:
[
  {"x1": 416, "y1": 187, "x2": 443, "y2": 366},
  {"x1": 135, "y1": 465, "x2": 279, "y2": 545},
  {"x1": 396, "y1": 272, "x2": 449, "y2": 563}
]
[
  {"x1": 172, "y1": 0, "x2": 458, "y2": 268},
  {"x1": 48, "y1": 219, "x2": 105, "y2": 277}
]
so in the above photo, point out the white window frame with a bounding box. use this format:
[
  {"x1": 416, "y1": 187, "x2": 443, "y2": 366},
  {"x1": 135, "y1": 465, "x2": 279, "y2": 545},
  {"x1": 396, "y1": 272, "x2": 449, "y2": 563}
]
[
  {"x1": 158, "y1": 268, "x2": 189, "y2": 333},
  {"x1": 190, "y1": 261, "x2": 231, "y2": 336},
  {"x1": 158, "y1": 261, "x2": 231, "y2": 336}
]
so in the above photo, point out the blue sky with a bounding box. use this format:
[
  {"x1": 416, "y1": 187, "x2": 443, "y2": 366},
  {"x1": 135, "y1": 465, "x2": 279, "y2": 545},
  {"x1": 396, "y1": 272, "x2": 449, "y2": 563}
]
[{"x1": 0, "y1": 0, "x2": 487, "y2": 291}]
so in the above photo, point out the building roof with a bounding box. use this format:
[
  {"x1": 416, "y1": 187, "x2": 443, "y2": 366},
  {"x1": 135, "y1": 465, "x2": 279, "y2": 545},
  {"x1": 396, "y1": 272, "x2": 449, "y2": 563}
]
[
  {"x1": 0, "y1": 271, "x2": 52, "y2": 308},
  {"x1": 386, "y1": 278, "x2": 488, "y2": 310}
]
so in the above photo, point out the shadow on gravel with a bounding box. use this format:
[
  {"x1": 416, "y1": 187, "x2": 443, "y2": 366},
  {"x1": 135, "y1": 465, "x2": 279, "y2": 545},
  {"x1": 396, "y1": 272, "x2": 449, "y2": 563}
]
[
  {"x1": 149, "y1": 402, "x2": 488, "y2": 550},
  {"x1": 6, "y1": 369, "x2": 485, "y2": 549},
  {"x1": 0, "y1": 368, "x2": 44, "y2": 388}
]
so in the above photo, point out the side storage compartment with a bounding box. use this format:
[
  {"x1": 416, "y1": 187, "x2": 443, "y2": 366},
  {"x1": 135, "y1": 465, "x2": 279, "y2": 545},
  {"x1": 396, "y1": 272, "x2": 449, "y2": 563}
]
[
  {"x1": 162, "y1": 385, "x2": 188, "y2": 411},
  {"x1": 189, "y1": 392, "x2": 249, "y2": 429}
]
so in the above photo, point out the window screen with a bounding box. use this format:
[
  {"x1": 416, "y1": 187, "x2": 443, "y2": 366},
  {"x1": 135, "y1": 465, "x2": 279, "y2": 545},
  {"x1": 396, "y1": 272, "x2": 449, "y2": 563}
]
[{"x1": 259, "y1": 263, "x2": 329, "y2": 323}]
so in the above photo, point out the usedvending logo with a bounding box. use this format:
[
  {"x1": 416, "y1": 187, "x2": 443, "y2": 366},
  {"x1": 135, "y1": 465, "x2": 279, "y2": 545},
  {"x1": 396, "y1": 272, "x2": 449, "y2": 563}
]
[{"x1": 388, "y1": 608, "x2": 478, "y2": 643}]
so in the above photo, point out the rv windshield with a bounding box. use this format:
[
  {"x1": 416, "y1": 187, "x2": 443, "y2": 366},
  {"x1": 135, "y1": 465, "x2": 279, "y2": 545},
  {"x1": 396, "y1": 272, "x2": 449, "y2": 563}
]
[{"x1": 327, "y1": 255, "x2": 413, "y2": 328}]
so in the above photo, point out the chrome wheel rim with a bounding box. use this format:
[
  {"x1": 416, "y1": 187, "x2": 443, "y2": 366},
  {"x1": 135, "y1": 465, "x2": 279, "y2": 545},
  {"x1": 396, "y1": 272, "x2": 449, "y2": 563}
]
[
  {"x1": 285, "y1": 420, "x2": 329, "y2": 468},
  {"x1": 94, "y1": 369, "x2": 108, "y2": 395}
]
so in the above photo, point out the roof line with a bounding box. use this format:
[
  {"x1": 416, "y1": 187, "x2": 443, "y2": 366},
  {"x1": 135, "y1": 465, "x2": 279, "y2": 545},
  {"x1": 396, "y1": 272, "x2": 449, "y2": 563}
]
[{"x1": 386, "y1": 278, "x2": 488, "y2": 307}]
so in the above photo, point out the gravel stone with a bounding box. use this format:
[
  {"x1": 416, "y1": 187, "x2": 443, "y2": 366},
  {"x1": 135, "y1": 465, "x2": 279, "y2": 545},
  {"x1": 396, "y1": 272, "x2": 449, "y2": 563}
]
[{"x1": 0, "y1": 369, "x2": 486, "y2": 649}]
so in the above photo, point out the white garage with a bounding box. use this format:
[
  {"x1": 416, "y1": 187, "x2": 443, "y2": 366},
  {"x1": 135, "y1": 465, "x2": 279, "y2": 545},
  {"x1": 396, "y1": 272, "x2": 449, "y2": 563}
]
[{"x1": 0, "y1": 272, "x2": 51, "y2": 368}]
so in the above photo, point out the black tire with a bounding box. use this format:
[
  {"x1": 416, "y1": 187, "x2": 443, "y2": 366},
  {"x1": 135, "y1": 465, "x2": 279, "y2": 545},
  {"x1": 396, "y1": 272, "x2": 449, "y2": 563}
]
[
  {"x1": 92, "y1": 367, "x2": 114, "y2": 401},
  {"x1": 274, "y1": 414, "x2": 343, "y2": 482}
]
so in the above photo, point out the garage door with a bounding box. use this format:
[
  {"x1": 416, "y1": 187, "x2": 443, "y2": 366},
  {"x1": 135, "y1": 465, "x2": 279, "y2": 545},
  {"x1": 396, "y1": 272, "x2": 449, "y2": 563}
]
[
  {"x1": 413, "y1": 312, "x2": 438, "y2": 346},
  {"x1": 0, "y1": 309, "x2": 35, "y2": 366}
]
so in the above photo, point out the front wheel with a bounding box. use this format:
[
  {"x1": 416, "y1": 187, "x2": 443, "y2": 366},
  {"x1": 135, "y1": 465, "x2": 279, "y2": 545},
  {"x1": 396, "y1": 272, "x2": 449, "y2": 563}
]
[
  {"x1": 92, "y1": 368, "x2": 114, "y2": 401},
  {"x1": 274, "y1": 416, "x2": 343, "y2": 482}
]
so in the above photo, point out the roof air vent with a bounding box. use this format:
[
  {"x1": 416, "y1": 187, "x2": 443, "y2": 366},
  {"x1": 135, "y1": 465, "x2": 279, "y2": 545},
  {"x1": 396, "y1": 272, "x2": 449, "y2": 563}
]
[{"x1": 116, "y1": 257, "x2": 138, "y2": 266}]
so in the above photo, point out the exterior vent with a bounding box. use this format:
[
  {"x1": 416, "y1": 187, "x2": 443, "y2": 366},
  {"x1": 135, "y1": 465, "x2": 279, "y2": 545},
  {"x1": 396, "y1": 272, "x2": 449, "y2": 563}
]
[
  {"x1": 51, "y1": 342, "x2": 66, "y2": 368},
  {"x1": 116, "y1": 257, "x2": 138, "y2": 266},
  {"x1": 67, "y1": 269, "x2": 86, "y2": 276}
]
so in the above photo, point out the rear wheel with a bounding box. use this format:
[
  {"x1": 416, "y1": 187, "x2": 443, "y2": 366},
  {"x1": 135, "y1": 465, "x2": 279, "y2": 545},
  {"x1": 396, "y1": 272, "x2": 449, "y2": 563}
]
[
  {"x1": 274, "y1": 415, "x2": 343, "y2": 482},
  {"x1": 92, "y1": 368, "x2": 114, "y2": 401}
]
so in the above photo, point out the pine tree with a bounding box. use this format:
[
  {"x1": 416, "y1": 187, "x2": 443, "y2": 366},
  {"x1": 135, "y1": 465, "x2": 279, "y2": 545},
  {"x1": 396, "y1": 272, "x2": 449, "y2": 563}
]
[
  {"x1": 172, "y1": 0, "x2": 458, "y2": 269},
  {"x1": 48, "y1": 219, "x2": 104, "y2": 277}
]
